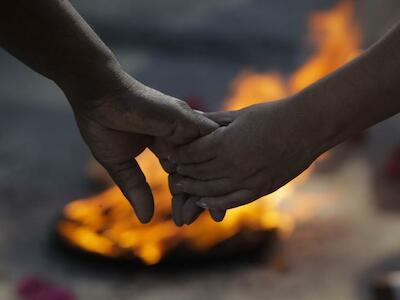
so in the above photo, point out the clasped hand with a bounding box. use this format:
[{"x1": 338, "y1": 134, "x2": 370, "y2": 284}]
[
  {"x1": 70, "y1": 69, "x2": 321, "y2": 226},
  {"x1": 163, "y1": 98, "x2": 322, "y2": 225}
]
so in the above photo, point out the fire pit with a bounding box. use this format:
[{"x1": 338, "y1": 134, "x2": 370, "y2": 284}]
[
  {"x1": 57, "y1": 149, "x2": 288, "y2": 266},
  {"x1": 56, "y1": 0, "x2": 361, "y2": 267},
  {"x1": 57, "y1": 217, "x2": 279, "y2": 268}
]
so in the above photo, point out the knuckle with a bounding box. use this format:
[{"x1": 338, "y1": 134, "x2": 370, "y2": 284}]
[{"x1": 174, "y1": 99, "x2": 191, "y2": 113}]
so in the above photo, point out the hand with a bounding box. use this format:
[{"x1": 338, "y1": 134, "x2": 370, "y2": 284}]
[
  {"x1": 171, "y1": 98, "x2": 323, "y2": 210},
  {"x1": 65, "y1": 70, "x2": 223, "y2": 223}
]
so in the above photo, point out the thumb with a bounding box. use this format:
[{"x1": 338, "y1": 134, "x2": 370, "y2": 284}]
[
  {"x1": 167, "y1": 101, "x2": 219, "y2": 145},
  {"x1": 104, "y1": 159, "x2": 154, "y2": 224}
]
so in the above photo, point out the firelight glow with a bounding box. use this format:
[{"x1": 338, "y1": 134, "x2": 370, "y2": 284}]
[{"x1": 58, "y1": 1, "x2": 361, "y2": 265}]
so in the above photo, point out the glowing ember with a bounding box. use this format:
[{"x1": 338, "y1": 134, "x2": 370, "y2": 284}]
[{"x1": 58, "y1": 1, "x2": 362, "y2": 265}]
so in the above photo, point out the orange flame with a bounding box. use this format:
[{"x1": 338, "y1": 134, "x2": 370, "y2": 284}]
[{"x1": 58, "y1": 1, "x2": 362, "y2": 265}]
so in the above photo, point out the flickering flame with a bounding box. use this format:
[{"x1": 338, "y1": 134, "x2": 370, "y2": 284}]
[{"x1": 58, "y1": 1, "x2": 362, "y2": 265}]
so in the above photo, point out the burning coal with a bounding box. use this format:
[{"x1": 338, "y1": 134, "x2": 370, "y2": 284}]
[{"x1": 58, "y1": 1, "x2": 361, "y2": 265}]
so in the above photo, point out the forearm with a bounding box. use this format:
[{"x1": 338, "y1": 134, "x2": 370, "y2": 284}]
[
  {"x1": 0, "y1": 0, "x2": 126, "y2": 101},
  {"x1": 293, "y1": 22, "x2": 400, "y2": 155}
]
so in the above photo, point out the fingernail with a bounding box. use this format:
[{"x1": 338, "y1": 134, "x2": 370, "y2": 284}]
[
  {"x1": 210, "y1": 209, "x2": 226, "y2": 222},
  {"x1": 196, "y1": 201, "x2": 208, "y2": 209},
  {"x1": 175, "y1": 220, "x2": 184, "y2": 227},
  {"x1": 172, "y1": 212, "x2": 184, "y2": 227}
]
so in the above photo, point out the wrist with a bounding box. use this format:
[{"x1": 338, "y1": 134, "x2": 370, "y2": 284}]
[
  {"x1": 57, "y1": 57, "x2": 131, "y2": 107},
  {"x1": 287, "y1": 92, "x2": 341, "y2": 159}
]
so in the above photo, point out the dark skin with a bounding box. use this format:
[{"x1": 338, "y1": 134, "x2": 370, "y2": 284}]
[
  {"x1": 172, "y1": 22, "x2": 400, "y2": 211},
  {"x1": 3, "y1": 1, "x2": 400, "y2": 226},
  {"x1": 0, "y1": 0, "x2": 225, "y2": 224}
]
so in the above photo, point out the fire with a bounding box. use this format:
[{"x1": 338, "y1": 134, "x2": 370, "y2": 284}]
[
  {"x1": 58, "y1": 1, "x2": 362, "y2": 265},
  {"x1": 226, "y1": 0, "x2": 361, "y2": 111}
]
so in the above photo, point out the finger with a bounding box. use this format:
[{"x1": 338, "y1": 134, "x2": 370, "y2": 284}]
[
  {"x1": 174, "y1": 156, "x2": 227, "y2": 221},
  {"x1": 171, "y1": 128, "x2": 223, "y2": 164},
  {"x1": 168, "y1": 100, "x2": 219, "y2": 144},
  {"x1": 172, "y1": 194, "x2": 186, "y2": 227},
  {"x1": 150, "y1": 139, "x2": 178, "y2": 173},
  {"x1": 193, "y1": 109, "x2": 205, "y2": 115},
  {"x1": 196, "y1": 189, "x2": 258, "y2": 210},
  {"x1": 150, "y1": 139, "x2": 177, "y2": 173},
  {"x1": 150, "y1": 137, "x2": 174, "y2": 158},
  {"x1": 169, "y1": 173, "x2": 181, "y2": 195},
  {"x1": 176, "y1": 160, "x2": 222, "y2": 180},
  {"x1": 105, "y1": 159, "x2": 154, "y2": 223},
  {"x1": 174, "y1": 176, "x2": 236, "y2": 197},
  {"x1": 159, "y1": 158, "x2": 177, "y2": 173},
  {"x1": 178, "y1": 105, "x2": 219, "y2": 137},
  {"x1": 209, "y1": 209, "x2": 226, "y2": 222},
  {"x1": 204, "y1": 110, "x2": 239, "y2": 126},
  {"x1": 182, "y1": 196, "x2": 204, "y2": 225}
]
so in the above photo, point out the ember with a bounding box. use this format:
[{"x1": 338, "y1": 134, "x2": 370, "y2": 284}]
[{"x1": 57, "y1": 1, "x2": 362, "y2": 266}]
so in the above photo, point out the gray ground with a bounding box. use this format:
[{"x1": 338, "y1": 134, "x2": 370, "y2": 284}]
[{"x1": 1, "y1": 0, "x2": 400, "y2": 299}]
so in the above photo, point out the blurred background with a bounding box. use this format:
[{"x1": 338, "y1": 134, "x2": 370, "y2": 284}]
[{"x1": 1, "y1": 0, "x2": 400, "y2": 299}]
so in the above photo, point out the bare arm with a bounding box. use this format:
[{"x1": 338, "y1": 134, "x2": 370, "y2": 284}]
[
  {"x1": 172, "y1": 22, "x2": 400, "y2": 210},
  {"x1": 299, "y1": 23, "x2": 400, "y2": 153},
  {"x1": 0, "y1": 0, "x2": 224, "y2": 223},
  {"x1": 0, "y1": 0, "x2": 123, "y2": 100}
]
